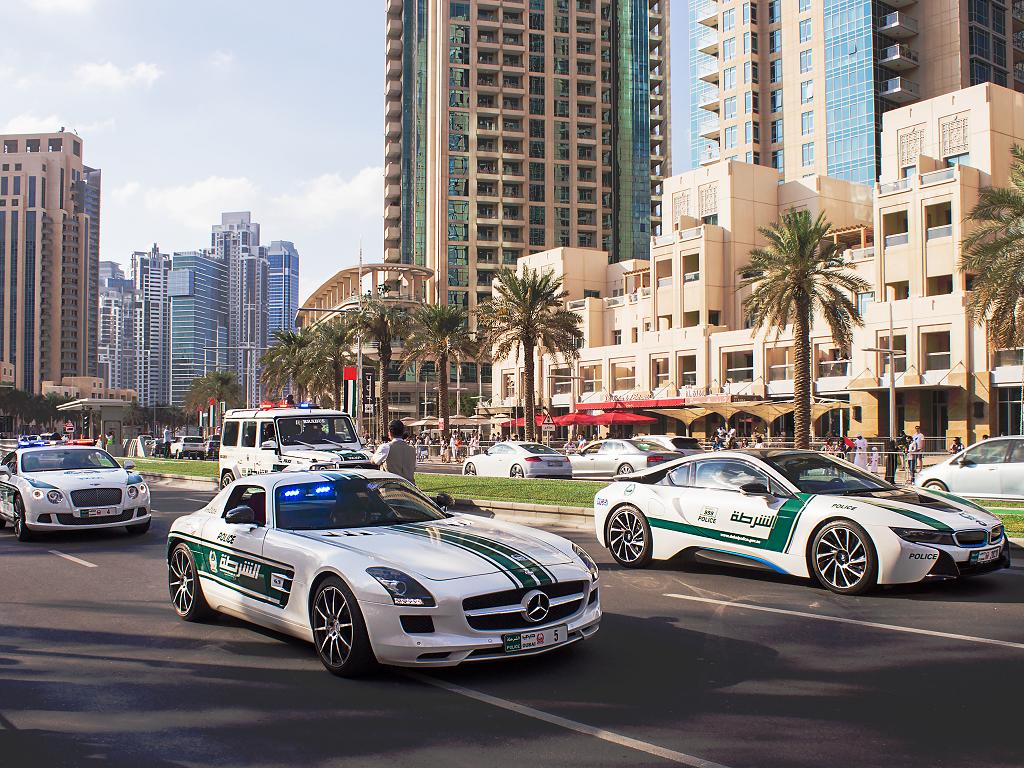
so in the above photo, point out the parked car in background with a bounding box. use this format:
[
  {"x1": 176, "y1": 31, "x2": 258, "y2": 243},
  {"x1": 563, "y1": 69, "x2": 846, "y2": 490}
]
[
  {"x1": 641, "y1": 435, "x2": 703, "y2": 455},
  {"x1": 205, "y1": 435, "x2": 220, "y2": 460},
  {"x1": 170, "y1": 435, "x2": 206, "y2": 460},
  {"x1": 462, "y1": 441, "x2": 573, "y2": 478},
  {"x1": 914, "y1": 436, "x2": 1024, "y2": 499},
  {"x1": 569, "y1": 439, "x2": 680, "y2": 479}
]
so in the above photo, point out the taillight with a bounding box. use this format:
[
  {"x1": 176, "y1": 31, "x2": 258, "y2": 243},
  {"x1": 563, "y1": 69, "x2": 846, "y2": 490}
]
[
  {"x1": 524, "y1": 456, "x2": 543, "y2": 462},
  {"x1": 647, "y1": 455, "x2": 666, "y2": 464}
]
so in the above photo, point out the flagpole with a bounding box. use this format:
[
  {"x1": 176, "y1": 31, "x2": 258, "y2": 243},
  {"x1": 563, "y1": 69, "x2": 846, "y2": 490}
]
[{"x1": 356, "y1": 240, "x2": 364, "y2": 439}]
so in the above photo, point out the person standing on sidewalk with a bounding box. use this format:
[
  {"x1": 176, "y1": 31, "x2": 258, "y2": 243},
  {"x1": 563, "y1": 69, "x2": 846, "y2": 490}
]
[
  {"x1": 371, "y1": 420, "x2": 417, "y2": 484},
  {"x1": 908, "y1": 425, "x2": 925, "y2": 483}
]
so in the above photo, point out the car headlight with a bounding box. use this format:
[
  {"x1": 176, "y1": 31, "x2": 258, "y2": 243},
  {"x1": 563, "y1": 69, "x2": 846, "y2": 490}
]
[
  {"x1": 573, "y1": 543, "x2": 600, "y2": 581},
  {"x1": 31, "y1": 489, "x2": 45, "y2": 500},
  {"x1": 366, "y1": 567, "x2": 436, "y2": 607},
  {"x1": 127, "y1": 485, "x2": 139, "y2": 499},
  {"x1": 891, "y1": 527, "x2": 956, "y2": 546},
  {"x1": 46, "y1": 490, "x2": 63, "y2": 504}
]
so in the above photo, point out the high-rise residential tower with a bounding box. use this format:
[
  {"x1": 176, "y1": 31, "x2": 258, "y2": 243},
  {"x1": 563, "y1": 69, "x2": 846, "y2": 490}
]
[
  {"x1": 210, "y1": 211, "x2": 269, "y2": 405},
  {"x1": 97, "y1": 261, "x2": 137, "y2": 392},
  {"x1": 169, "y1": 250, "x2": 229, "y2": 406},
  {"x1": 383, "y1": 0, "x2": 671, "y2": 315},
  {"x1": 0, "y1": 130, "x2": 99, "y2": 392},
  {"x1": 132, "y1": 244, "x2": 172, "y2": 407},
  {"x1": 689, "y1": 0, "x2": 1024, "y2": 187},
  {"x1": 267, "y1": 240, "x2": 300, "y2": 337}
]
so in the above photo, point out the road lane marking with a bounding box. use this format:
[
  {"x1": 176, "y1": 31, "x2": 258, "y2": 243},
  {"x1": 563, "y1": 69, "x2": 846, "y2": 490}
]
[
  {"x1": 663, "y1": 593, "x2": 1024, "y2": 651},
  {"x1": 49, "y1": 550, "x2": 98, "y2": 568},
  {"x1": 408, "y1": 672, "x2": 732, "y2": 768}
]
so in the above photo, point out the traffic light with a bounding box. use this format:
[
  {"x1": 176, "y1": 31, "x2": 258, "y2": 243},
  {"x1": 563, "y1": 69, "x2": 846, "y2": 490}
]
[{"x1": 82, "y1": 413, "x2": 91, "y2": 435}]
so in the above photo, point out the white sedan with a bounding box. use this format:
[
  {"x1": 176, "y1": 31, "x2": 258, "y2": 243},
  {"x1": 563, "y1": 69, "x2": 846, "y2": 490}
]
[
  {"x1": 462, "y1": 442, "x2": 573, "y2": 478},
  {"x1": 0, "y1": 446, "x2": 151, "y2": 541},
  {"x1": 593, "y1": 449, "x2": 1009, "y2": 595},
  {"x1": 915, "y1": 436, "x2": 1024, "y2": 499},
  {"x1": 167, "y1": 469, "x2": 601, "y2": 676}
]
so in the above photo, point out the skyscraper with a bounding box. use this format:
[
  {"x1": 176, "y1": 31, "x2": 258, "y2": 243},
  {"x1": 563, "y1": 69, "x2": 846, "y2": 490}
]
[
  {"x1": 83, "y1": 166, "x2": 102, "y2": 377},
  {"x1": 383, "y1": 0, "x2": 671, "y2": 317},
  {"x1": 210, "y1": 212, "x2": 268, "y2": 405},
  {"x1": 132, "y1": 244, "x2": 172, "y2": 407},
  {"x1": 267, "y1": 240, "x2": 300, "y2": 337},
  {"x1": 689, "y1": 0, "x2": 1023, "y2": 186},
  {"x1": 97, "y1": 261, "x2": 137, "y2": 392},
  {"x1": 169, "y1": 250, "x2": 229, "y2": 406},
  {"x1": 0, "y1": 130, "x2": 99, "y2": 392}
]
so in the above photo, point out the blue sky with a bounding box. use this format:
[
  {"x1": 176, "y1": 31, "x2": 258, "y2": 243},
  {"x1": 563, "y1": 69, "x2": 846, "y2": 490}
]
[{"x1": 5, "y1": 0, "x2": 688, "y2": 301}]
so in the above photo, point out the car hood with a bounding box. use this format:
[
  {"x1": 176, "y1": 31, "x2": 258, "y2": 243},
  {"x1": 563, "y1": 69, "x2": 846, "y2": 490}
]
[
  {"x1": 23, "y1": 468, "x2": 129, "y2": 489},
  {"x1": 820, "y1": 488, "x2": 1001, "y2": 531},
  {"x1": 295, "y1": 515, "x2": 574, "y2": 581}
]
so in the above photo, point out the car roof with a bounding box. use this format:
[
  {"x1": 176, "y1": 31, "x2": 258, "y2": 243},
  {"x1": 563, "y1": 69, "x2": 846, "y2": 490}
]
[
  {"x1": 17, "y1": 445, "x2": 99, "y2": 453},
  {"x1": 224, "y1": 408, "x2": 352, "y2": 419},
  {"x1": 232, "y1": 468, "x2": 399, "y2": 491}
]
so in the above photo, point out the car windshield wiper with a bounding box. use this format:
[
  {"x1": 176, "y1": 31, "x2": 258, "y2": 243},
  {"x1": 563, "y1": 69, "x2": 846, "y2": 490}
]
[{"x1": 839, "y1": 488, "x2": 885, "y2": 496}]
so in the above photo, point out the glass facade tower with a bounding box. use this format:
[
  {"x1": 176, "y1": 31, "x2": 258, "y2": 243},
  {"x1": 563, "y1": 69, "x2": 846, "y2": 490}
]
[{"x1": 169, "y1": 250, "x2": 229, "y2": 407}]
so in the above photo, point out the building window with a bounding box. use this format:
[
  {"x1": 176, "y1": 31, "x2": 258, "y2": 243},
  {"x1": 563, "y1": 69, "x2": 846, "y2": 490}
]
[
  {"x1": 801, "y1": 110, "x2": 814, "y2": 136},
  {"x1": 800, "y1": 80, "x2": 813, "y2": 103},
  {"x1": 799, "y1": 0, "x2": 810, "y2": 11},
  {"x1": 856, "y1": 291, "x2": 874, "y2": 317},
  {"x1": 723, "y1": 66, "x2": 736, "y2": 90},
  {"x1": 743, "y1": 31, "x2": 757, "y2": 54},
  {"x1": 770, "y1": 89, "x2": 783, "y2": 112},
  {"x1": 771, "y1": 149, "x2": 784, "y2": 169},
  {"x1": 800, "y1": 49, "x2": 812, "y2": 73},
  {"x1": 723, "y1": 37, "x2": 736, "y2": 60},
  {"x1": 769, "y1": 29, "x2": 781, "y2": 53},
  {"x1": 799, "y1": 18, "x2": 812, "y2": 43},
  {"x1": 722, "y1": 7, "x2": 735, "y2": 30},
  {"x1": 612, "y1": 330, "x2": 622, "y2": 345},
  {"x1": 723, "y1": 96, "x2": 737, "y2": 119},
  {"x1": 771, "y1": 119, "x2": 783, "y2": 143},
  {"x1": 945, "y1": 152, "x2": 971, "y2": 167},
  {"x1": 742, "y1": 1, "x2": 756, "y2": 24},
  {"x1": 724, "y1": 125, "x2": 738, "y2": 149},
  {"x1": 770, "y1": 59, "x2": 782, "y2": 83},
  {"x1": 768, "y1": 0, "x2": 781, "y2": 23},
  {"x1": 801, "y1": 142, "x2": 815, "y2": 166},
  {"x1": 743, "y1": 61, "x2": 758, "y2": 84}
]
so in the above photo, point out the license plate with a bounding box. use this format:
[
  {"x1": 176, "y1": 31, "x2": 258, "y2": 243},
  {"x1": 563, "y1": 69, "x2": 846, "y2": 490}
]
[
  {"x1": 971, "y1": 547, "x2": 1001, "y2": 564},
  {"x1": 503, "y1": 624, "x2": 568, "y2": 653},
  {"x1": 78, "y1": 507, "x2": 116, "y2": 518},
  {"x1": 547, "y1": 461, "x2": 564, "y2": 467}
]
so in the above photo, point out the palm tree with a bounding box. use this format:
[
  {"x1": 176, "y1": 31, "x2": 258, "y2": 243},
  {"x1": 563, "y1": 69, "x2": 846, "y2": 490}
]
[
  {"x1": 184, "y1": 371, "x2": 245, "y2": 415},
  {"x1": 307, "y1": 318, "x2": 355, "y2": 409},
  {"x1": 354, "y1": 298, "x2": 410, "y2": 438},
  {"x1": 477, "y1": 267, "x2": 583, "y2": 442},
  {"x1": 738, "y1": 209, "x2": 870, "y2": 449},
  {"x1": 403, "y1": 304, "x2": 479, "y2": 444},
  {"x1": 260, "y1": 329, "x2": 313, "y2": 401},
  {"x1": 962, "y1": 144, "x2": 1024, "y2": 349}
]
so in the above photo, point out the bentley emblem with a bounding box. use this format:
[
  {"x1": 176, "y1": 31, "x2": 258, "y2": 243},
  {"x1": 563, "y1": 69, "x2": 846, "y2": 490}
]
[{"x1": 520, "y1": 589, "x2": 551, "y2": 623}]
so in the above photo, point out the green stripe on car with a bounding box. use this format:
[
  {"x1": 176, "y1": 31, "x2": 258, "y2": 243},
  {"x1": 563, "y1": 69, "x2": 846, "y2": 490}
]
[{"x1": 865, "y1": 501, "x2": 955, "y2": 532}]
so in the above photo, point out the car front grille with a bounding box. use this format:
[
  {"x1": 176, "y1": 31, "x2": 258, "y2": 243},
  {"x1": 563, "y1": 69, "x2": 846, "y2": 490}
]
[
  {"x1": 954, "y1": 529, "x2": 987, "y2": 546},
  {"x1": 462, "y1": 580, "x2": 589, "y2": 632},
  {"x1": 990, "y1": 525, "x2": 1005, "y2": 545},
  {"x1": 56, "y1": 510, "x2": 135, "y2": 526},
  {"x1": 70, "y1": 488, "x2": 123, "y2": 507}
]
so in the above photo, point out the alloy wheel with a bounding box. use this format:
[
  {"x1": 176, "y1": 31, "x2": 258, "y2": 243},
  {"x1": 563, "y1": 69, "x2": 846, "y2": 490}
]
[
  {"x1": 814, "y1": 526, "x2": 868, "y2": 591},
  {"x1": 608, "y1": 509, "x2": 646, "y2": 564},
  {"x1": 169, "y1": 548, "x2": 195, "y2": 615},
  {"x1": 313, "y1": 586, "x2": 354, "y2": 669},
  {"x1": 465, "y1": 463, "x2": 476, "y2": 475}
]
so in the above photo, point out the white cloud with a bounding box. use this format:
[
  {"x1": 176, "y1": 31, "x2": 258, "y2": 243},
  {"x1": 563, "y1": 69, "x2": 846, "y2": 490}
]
[
  {"x1": 271, "y1": 167, "x2": 383, "y2": 226},
  {"x1": 143, "y1": 176, "x2": 260, "y2": 231},
  {"x1": 75, "y1": 61, "x2": 162, "y2": 91},
  {"x1": 209, "y1": 50, "x2": 235, "y2": 71},
  {"x1": 111, "y1": 181, "x2": 141, "y2": 203},
  {"x1": 0, "y1": 113, "x2": 63, "y2": 134},
  {"x1": 23, "y1": 0, "x2": 97, "y2": 12}
]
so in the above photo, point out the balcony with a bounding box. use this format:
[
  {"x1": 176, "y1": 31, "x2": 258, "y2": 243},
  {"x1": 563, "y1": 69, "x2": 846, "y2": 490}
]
[
  {"x1": 699, "y1": 118, "x2": 721, "y2": 140},
  {"x1": 920, "y1": 166, "x2": 956, "y2": 185},
  {"x1": 884, "y1": 232, "x2": 910, "y2": 248},
  {"x1": 386, "y1": 17, "x2": 402, "y2": 39},
  {"x1": 880, "y1": 76, "x2": 919, "y2": 104},
  {"x1": 848, "y1": 246, "x2": 875, "y2": 261},
  {"x1": 698, "y1": 91, "x2": 721, "y2": 111},
  {"x1": 699, "y1": 147, "x2": 721, "y2": 166},
  {"x1": 926, "y1": 224, "x2": 953, "y2": 241},
  {"x1": 878, "y1": 177, "x2": 912, "y2": 195},
  {"x1": 696, "y1": 1, "x2": 718, "y2": 28},
  {"x1": 879, "y1": 12, "x2": 918, "y2": 39},
  {"x1": 924, "y1": 351, "x2": 951, "y2": 372},
  {"x1": 683, "y1": 271, "x2": 700, "y2": 283},
  {"x1": 679, "y1": 225, "x2": 704, "y2": 240},
  {"x1": 1015, "y1": 0, "x2": 1024, "y2": 23},
  {"x1": 878, "y1": 43, "x2": 919, "y2": 70},
  {"x1": 697, "y1": 59, "x2": 720, "y2": 84},
  {"x1": 817, "y1": 360, "x2": 850, "y2": 378},
  {"x1": 769, "y1": 364, "x2": 793, "y2": 382},
  {"x1": 657, "y1": 276, "x2": 674, "y2": 288},
  {"x1": 696, "y1": 31, "x2": 719, "y2": 57}
]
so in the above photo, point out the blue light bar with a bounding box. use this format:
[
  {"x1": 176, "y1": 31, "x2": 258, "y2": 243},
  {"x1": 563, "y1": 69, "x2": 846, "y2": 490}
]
[
  {"x1": 298, "y1": 402, "x2": 314, "y2": 408},
  {"x1": 282, "y1": 488, "x2": 301, "y2": 498},
  {"x1": 313, "y1": 485, "x2": 333, "y2": 495}
]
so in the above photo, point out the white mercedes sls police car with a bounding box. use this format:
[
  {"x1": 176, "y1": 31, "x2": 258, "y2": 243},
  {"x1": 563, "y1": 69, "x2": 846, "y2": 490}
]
[
  {"x1": 593, "y1": 449, "x2": 1009, "y2": 595},
  {"x1": 0, "y1": 446, "x2": 151, "y2": 541},
  {"x1": 167, "y1": 469, "x2": 601, "y2": 677}
]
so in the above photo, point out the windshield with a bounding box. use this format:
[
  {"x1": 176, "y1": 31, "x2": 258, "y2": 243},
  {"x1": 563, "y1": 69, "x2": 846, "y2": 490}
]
[
  {"x1": 521, "y1": 443, "x2": 560, "y2": 455},
  {"x1": 275, "y1": 478, "x2": 445, "y2": 530},
  {"x1": 277, "y1": 416, "x2": 357, "y2": 447},
  {"x1": 627, "y1": 440, "x2": 660, "y2": 453},
  {"x1": 762, "y1": 452, "x2": 892, "y2": 494},
  {"x1": 21, "y1": 449, "x2": 120, "y2": 473}
]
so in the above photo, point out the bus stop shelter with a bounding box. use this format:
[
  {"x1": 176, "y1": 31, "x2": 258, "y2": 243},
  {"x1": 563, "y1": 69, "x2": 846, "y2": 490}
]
[{"x1": 56, "y1": 399, "x2": 134, "y2": 454}]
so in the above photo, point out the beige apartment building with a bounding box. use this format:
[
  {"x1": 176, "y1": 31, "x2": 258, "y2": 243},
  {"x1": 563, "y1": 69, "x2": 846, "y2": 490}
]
[
  {"x1": 384, "y1": 0, "x2": 671, "y2": 319},
  {"x1": 490, "y1": 83, "x2": 1024, "y2": 444},
  {"x1": 0, "y1": 130, "x2": 99, "y2": 394},
  {"x1": 690, "y1": 0, "x2": 1024, "y2": 187},
  {"x1": 42, "y1": 376, "x2": 136, "y2": 403}
]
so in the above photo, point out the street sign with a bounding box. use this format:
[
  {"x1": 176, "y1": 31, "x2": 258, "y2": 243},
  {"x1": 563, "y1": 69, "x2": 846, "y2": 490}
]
[
  {"x1": 364, "y1": 404, "x2": 375, "y2": 414},
  {"x1": 438, "y1": 417, "x2": 446, "y2": 432},
  {"x1": 542, "y1": 412, "x2": 555, "y2": 426},
  {"x1": 542, "y1": 424, "x2": 556, "y2": 433},
  {"x1": 64, "y1": 420, "x2": 74, "y2": 433}
]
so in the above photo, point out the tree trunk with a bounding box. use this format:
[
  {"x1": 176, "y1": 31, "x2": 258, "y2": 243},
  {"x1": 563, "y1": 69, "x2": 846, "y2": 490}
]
[
  {"x1": 377, "y1": 344, "x2": 391, "y2": 441},
  {"x1": 793, "y1": 297, "x2": 812, "y2": 449},
  {"x1": 523, "y1": 342, "x2": 536, "y2": 442},
  {"x1": 333, "y1": 358, "x2": 342, "y2": 411},
  {"x1": 438, "y1": 352, "x2": 451, "y2": 444}
]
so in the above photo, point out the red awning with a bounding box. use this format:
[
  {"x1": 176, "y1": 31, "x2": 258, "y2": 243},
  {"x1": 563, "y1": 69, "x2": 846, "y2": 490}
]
[
  {"x1": 592, "y1": 411, "x2": 657, "y2": 425},
  {"x1": 499, "y1": 415, "x2": 547, "y2": 428},
  {"x1": 552, "y1": 412, "x2": 602, "y2": 426}
]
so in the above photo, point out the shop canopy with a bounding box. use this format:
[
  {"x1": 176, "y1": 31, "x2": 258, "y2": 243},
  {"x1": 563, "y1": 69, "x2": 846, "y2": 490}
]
[
  {"x1": 592, "y1": 411, "x2": 657, "y2": 426},
  {"x1": 552, "y1": 412, "x2": 602, "y2": 426},
  {"x1": 652, "y1": 399, "x2": 847, "y2": 427}
]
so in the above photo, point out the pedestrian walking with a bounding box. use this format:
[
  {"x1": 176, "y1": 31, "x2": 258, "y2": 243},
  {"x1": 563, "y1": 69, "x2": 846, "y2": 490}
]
[
  {"x1": 908, "y1": 425, "x2": 924, "y2": 483},
  {"x1": 869, "y1": 447, "x2": 880, "y2": 474},
  {"x1": 371, "y1": 420, "x2": 417, "y2": 484},
  {"x1": 853, "y1": 434, "x2": 868, "y2": 468}
]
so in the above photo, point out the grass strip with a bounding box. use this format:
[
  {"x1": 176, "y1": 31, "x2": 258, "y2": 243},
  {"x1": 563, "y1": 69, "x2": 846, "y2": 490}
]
[{"x1": 416, "y1": 474, "x2": 596, "y2": 508}]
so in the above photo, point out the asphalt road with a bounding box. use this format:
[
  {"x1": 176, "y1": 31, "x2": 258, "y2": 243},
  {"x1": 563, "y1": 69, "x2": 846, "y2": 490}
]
[{"x1": 2, "y1": 487, "x2": 1023, "y2": 768}]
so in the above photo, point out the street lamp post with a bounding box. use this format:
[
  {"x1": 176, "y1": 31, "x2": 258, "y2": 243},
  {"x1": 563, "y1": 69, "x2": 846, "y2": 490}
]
[{"x1": 863, "y1": 304, "x2": 899, "y2": 482}]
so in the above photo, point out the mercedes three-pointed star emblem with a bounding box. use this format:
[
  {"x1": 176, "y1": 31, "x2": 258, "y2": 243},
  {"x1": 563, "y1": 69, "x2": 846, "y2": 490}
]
[{"x1": 520, "y1": 589, "x2": 551, "y2": 623}]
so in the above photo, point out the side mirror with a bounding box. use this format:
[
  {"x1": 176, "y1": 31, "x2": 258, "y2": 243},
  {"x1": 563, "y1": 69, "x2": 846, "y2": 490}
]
[
  {"x1": 0, "y1": 467, "x2": 10, "y2": 480},
  {"x1": 432, "y1": 492, "x2": 455, "y2": 510},
  {"x1": 957, "y1": 456, "x2": 971, "y2": 467},
  {"x1": 739, "y1": 482, "x2": 772, "y2": 497},
  {"x1": 124, "y1": 460, "x2": 136, "y2": 470},
  {"x1": 225, "y1": 505, "x2": 255, "y2": 525},
  {"x1": 261, "y1": 440, "x2": 278, "y2": 451}
]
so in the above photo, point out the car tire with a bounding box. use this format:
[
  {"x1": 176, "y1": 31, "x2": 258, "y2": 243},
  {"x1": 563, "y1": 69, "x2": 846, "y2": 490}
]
[
  {"x1": 922, "y1": 480, "x2": 949, "y2": 492},
  {"x1": 126, "y1": 519, "x2": 151, "y2": 535},
  {"x1": 310, "y1": 576, "x2": 376, "y2": 678},
  {"x1": 13, "y1": 495, "x2": 32, "y2": 542},
  {"x1": 168, "y1": 542, "x2": 212, "y2": 621},
  {"x1": 606, "y1": 504, "x2": 653, "y2": 568},
  {"x1": 617, "y1": 463, "x2": 634, "y2": 476},
  {"x1": 810, "y1": 519, "x2": 877, "y2": 596},
  {"x1": 220, "y1": 471, "x2": 235, "y2": 490},
  {"x1": 510, "y1": 464, "x2": 525, "y2": 478},
  {"x1": 464, "y1": 462, "x2": 477, "y2": 476},
  {"x1": 0, "y1": 514, "x2": 6, "y2": 529}
]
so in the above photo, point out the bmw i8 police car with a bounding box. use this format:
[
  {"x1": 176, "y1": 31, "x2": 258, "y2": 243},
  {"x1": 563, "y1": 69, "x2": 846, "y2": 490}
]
[
  {"x1": 167, "y1": 469, "x2": 601, "y2": 677},
  {"x1": 0, "y1": 445, "x2": 151, "y2": 541},
  {"x1": 593, "y1": 449, "x2": 1009, "y2": 595}
]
